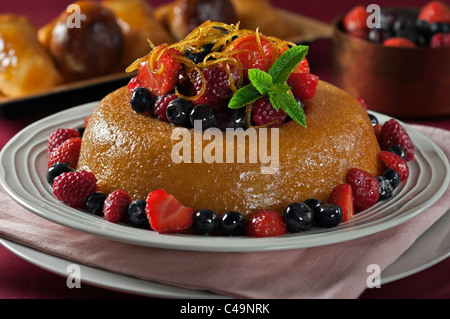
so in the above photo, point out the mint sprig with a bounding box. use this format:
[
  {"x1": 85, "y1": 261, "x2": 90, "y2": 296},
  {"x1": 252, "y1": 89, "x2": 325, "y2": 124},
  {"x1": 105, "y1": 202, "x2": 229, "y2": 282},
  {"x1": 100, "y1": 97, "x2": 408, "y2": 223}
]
[{"x1": 228, "y1": 45, "x2": 309, "y2": 127}]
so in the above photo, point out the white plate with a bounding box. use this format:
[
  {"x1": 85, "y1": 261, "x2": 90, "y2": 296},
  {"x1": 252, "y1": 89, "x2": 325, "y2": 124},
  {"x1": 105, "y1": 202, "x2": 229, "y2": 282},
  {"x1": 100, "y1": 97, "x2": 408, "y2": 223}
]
[
  {"x1": 0, "y1": 102, "x2": 449, "y2": 252},
  {"x1": 1, "y1": 207, "x2": 449, "y2": 298}
]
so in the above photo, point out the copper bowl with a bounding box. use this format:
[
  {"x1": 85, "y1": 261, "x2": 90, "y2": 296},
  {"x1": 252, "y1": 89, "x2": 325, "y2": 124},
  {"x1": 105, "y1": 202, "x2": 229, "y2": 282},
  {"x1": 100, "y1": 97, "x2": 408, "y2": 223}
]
[{"x1": 332, "y1": 9, "x2": 450, "y2": 119}]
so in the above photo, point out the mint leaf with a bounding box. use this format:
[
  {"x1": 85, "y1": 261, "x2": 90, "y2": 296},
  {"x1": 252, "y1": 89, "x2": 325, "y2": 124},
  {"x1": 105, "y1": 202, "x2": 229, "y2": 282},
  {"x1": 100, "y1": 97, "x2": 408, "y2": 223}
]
[
  {"x1": 269, "y1": 83, "x2": 291, "y2": 95},
  {"x1": 278, "y1": 92, "x2": 307, "y2": 127},
  {"x1": 269, "y1": 45, "x2": 308, "y2": 85},
  {"x1": 228, "y1": 84, "x2": 262, "y2": 109},
  {"x1": 248, "y1": 69, "x2": 273, "y2": 95}
]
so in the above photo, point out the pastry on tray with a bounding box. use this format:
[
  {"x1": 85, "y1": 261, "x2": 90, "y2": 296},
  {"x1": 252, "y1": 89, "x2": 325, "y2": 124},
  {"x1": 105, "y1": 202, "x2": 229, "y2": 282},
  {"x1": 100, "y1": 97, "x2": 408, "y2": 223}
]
[
  {"x1": 46, "y1": 21, "x2": 415, "y2": 237},
  {"x1": 0, "y1": 14, "x2": 61, "y2": 98}
]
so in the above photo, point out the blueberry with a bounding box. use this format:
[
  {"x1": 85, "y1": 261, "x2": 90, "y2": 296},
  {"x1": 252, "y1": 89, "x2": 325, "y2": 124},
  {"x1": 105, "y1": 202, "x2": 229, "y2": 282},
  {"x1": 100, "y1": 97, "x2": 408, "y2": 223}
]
[
  {"x1": 190, "y1": 104, "x2": 217, "y2": 130},
  {"x1": 376, "y1": 176, "x2": 394, "y2": 201},
  {"x1": 46, "y1": 162, "x2": 74, "y2": 185},
  {"x1": 130, "y1": 87, "x2": 154, "y2": 113},
  {"x1": 85, "y1": 192, "x2": 107, "y2": 216},
  {"x1": 388, "y1": 145, "x2": 407, "y2": 161},
  {"x1": 283, "y1": 202, "x2": 314, "y2": 233},
  {"x1": 380, "y1": 8, "x2": 398, "y2": 31},
  {"x1": 383, "y1": 169, "x2": 401, "y2": 189},
  {"x1": 430, "y1": 22, "x2": 450, "y2": 35},
  {"x1": 126, "y1": 199, "x2": 149, "y2": 228},
  {"x1": 77, "y1": 127, "x2": 85, "y2": 138},
  {"x1": 185, "y1": 43, "x2": 214, "y2": 64},
  {"x1": 193, "y1": 209, "x2": 219, "y2": 236},
  {"x1": 314, "y1": 204, "x2": 343, "y2": 228},
  {"x1": 166, "y1": 98, "x2": 193, "y2": 127},
  {"x1": 215, "y1": 107, "x2": 246, "y2": 130},
  {"x1": 368, "y1": 113, "x2": 379, "y2": 126},
  {"x1": 220, "y1": 211, "x2": 246, "y2": 236},
  {"x1": 304, "y1": 198, "x2": 322, "y2": 211}
]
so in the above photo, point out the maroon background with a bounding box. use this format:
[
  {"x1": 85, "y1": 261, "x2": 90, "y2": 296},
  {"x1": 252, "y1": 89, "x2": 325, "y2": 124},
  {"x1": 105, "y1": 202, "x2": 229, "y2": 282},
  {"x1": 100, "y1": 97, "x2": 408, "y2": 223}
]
[{"x1": 0, "y1": 0, "x2": 449, "y2": 299}]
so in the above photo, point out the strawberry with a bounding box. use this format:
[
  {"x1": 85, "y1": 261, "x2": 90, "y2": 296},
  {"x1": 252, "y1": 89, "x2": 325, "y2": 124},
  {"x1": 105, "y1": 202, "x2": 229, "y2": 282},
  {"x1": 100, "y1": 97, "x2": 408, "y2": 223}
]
[
  {"x1": 378, "y1": 151, "x2": 409, "y2": 181},
  {"x1": 47, "y1": 128, "x2": 81, "y2": 153},
  {"x1": 418, "y1": 1, "x2": 450, "y2": 24},
  {"x1": 288, "y1": 72, "x2": 319, "y2": 100},
  {"x1": 127, "y1": 76, "x2": 142, "y2": 93},
  {"x1": 53, "y1": 170, "x2": 97, "y2": 209},
  {"x1": 328, "y1": 183, "x2": 354, "y2": 222},
  {"x1": 246, "y1": 210, "x2": 287, "y2": 238},
  {"x1": 137, "y1": 45, "x2": 182, "y2": 96},
  {"x1": 145, "y1": 189, "x2": 194, "y2": 233},
  {"x1": 430, "y1": 33, "x2": 450, "y2": 47},
  {"x1": 225, "y1": 33, "x2": 276, "y2": 78},
  {"x1": 103, "y1": 190, "x2": 132, "y2": 223},
  {"x1": 383, "y1": 37, "x2": 416, "y2": 48},
  {"x1": 346, "y1": 168, "x2": 379, "y2": 212},
  {"x1": 278, "y1": 44, "x2": 310, "y2": 73},
  {"x1": 342, "y1": 6, "x2": 370, "y2": 35},
  {"x1": 48, "y1": 137, "x2": 82, "y2": 169},
  {"x1": 379, "y1": 119, "x2": 415, "y2": 161}
]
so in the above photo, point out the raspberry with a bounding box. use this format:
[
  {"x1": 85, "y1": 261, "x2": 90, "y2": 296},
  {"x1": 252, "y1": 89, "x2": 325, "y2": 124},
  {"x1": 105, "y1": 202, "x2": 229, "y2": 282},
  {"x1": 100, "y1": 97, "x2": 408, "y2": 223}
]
[
  {"x1": 378, "y1": 151, "x2": 409, "y2": 181},
  {"x1": 153, "y1": 93, "x2": 178, "y2": 122},
  {"x1": 430, "y1": 33, "x2": 450, "y2": 47},
  {"x1": 192, "y1": 64, "x2": 241, "y2": 109},
  {"x1": 288, "y1": 72, "x2": 319, "y2": 100},
  {"x1": 251, "y1": 96, "x2": 287, "y2": 127},
  {"x1": 246, "y1": 210, "x2": 287, "y2": 237},
  {"x1": 383, "y1": 37, "x2": 416, "y2": 48},
  {"x1": 48, "y1": 137, "x2": 82, "y2": 169},
  {"x1": 418, "y1": 1, "x2": 450, "y2": 24},
  {"x1": 53, "y1": 171, "x2": 98, "y2": 208},
  {"x1": 47, "y1": 128, "x2": 81, "y2": 153},
  {"x1": 103, "y1": 190, "x2": 132, "y2": 223},
  {"x1": 342, "y1": 6, "x2": 370, "y2": 35},
  {"x1": 346, "y1": 168, "x2": 379, "y2": 212},
  {"x1": 379, "y1": 119, "x2": 415, "y2": 161}
]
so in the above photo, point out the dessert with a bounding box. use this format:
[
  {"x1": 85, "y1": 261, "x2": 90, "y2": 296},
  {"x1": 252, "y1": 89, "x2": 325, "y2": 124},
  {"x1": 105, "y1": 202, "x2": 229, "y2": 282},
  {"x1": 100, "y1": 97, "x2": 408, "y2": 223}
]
[
  {"x1": 0, "y1": 14, "x2": 61, "y2": 97},
  {"x1": 46, "y1": 22, "x2": 415, "y2": 237}
]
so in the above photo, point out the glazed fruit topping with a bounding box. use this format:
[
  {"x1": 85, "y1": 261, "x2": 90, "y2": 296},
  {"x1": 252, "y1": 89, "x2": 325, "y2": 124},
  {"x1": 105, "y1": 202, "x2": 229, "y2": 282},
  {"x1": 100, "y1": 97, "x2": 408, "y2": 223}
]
[{"x1": 126, "y1": 21, "x2": 317, "y2": 130}]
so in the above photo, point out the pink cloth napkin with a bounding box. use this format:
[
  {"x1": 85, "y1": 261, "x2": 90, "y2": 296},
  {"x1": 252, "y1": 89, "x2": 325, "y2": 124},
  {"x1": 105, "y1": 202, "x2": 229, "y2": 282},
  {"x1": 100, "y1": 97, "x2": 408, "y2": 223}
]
[{"x1": 0, "y1": 125, "x2": 449, "y2": 299}]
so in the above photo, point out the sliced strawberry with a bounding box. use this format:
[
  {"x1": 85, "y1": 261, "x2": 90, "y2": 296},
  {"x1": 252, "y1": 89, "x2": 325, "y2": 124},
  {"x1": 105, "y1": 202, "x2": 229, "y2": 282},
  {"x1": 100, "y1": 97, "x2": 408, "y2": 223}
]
[
  {"x1": 328, "y1": 183, "x2": 354, "y2": 222},
  {"x1": 225, "y1": 33, "x2": 276, "y2": 78},
  {"x1": 418, "y1": 1, "x2": 450, "y2": 24},
  {"x1": 127, "y1": 76, "x2": 142, "y2": 93},
  {"x1": 378, "y1": 151, "x2": 409, "y2": 181},
  {"x1": 145, "y1": 189, "x2": 194, "y2": 233},
  {"x1": 346, "y1": 168, "x2": 379, "y2": 212},
  {"x1": 48, "y1": 137, "x2": 82, "y2": 169},
  {"x1": 137, "y1": 45, "x2": 182, "y2": 96},
  {"x1": 288, "y1": 72, "x2": 319, "y2": 100}
]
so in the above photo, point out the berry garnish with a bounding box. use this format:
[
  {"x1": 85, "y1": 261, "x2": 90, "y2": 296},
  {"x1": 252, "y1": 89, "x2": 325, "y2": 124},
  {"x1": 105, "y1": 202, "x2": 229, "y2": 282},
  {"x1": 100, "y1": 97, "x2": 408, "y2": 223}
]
[
  {"x1": 145, "y1": 189, "x2": 193, "y2": 233},
  {"x1": 130, "y1": 87, "x2": 154, "y2": 113},
  {"x1": 246, "y1": 210, "x2": 287, "y2": 238},
  {"x1": 126, "y1": 199, "x2": 149, "y2": 228},
  {"x1": 383, "y1": 169, "x2": 401, "y2": 189},
  {"x1": 282, "y1": 202, "x2": 314, "y2": 232},
  {"x1": 379, "y1": 119, "x2": 415, "y2": 161},
  {"x1": 313, "y1": 204, "x2": 343, "y2": 228},
  {"x1": 48, "y1": 137, "x2": 82, "y2": 169},
  {"x1": 192, "y1": 209, "x2": 219, "y2": 236},
  {"x1": 430, "y1": 32, "x2": 450, "y2": 47},
  {"x1": 346, "y1": 167, "x2": 380, "y2": 212},
  {"x1": 288, "y1": 72, "x2": 319, "y2": 100},
  {"x1": 383, "y1": 37, "x2": 416, "y2": 47},
  {"x1": 46, "y1": 162, "x2": 75, "y2": 186},
  {"x1": 368, "y1": 114, "x2": 379, "y2": 126},
  {"x1": 53, "y1": 170, "x2": 98, "y2": 209},
  {"x1": 190, "y1": 104, "x2": 217, "y2": 129},
  {"x1": 327, "y1": 183, "x2": 354, "y2": 222},
  {"x1": 127, "y1": 76, "x2": 142, "y2": 93},
  {"x1": 378, "y1": 151, "x2": 409, "y2": 181},
  {"x1": 251, "y1": 96, "x2": 287, "y2": 127},
  {"x1": 153, "y1": 93, "x2": 178, "y2": 122},
  {"x1": 304, "y1": 198, "x2": 322, "y2": 211},
  {"x1": 418, "y1": 1, "x2": 450, "y2": 24},
  {"x1": 104, "y1": 190, "x2": 132, "y2": 223},
  {"x1": 376, "y1": 176, "x2": 394, "y2": 201},
  {"x1": 85, "y1": 192, "x2": 107, "y2": 216},
  {"x1": 47, "y1": 128, "x2": 81, "y2": 153},
  {"x1": 388, "y1": 145, "x2": 407, "y2": 161},
  {"x1": 220, "y1": 211, "x2": 246, "y2": 236},
  {"x1": 166, "y1": 98, "x2": 193, "y2": 127}
]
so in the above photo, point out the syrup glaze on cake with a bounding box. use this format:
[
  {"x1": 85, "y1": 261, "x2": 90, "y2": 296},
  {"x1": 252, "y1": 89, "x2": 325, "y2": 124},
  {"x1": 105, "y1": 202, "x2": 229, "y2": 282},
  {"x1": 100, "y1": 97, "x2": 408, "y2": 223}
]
[{"x1": 77, "y1": 80, "x2": 383, "y2": 217}]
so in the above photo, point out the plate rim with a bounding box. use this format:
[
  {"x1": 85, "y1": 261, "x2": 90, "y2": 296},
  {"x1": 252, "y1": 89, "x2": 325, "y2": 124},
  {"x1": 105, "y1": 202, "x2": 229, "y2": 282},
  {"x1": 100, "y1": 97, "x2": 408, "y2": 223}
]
[{"x1": 0, "y1": 103, "x2": 449, "y2": 252}]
